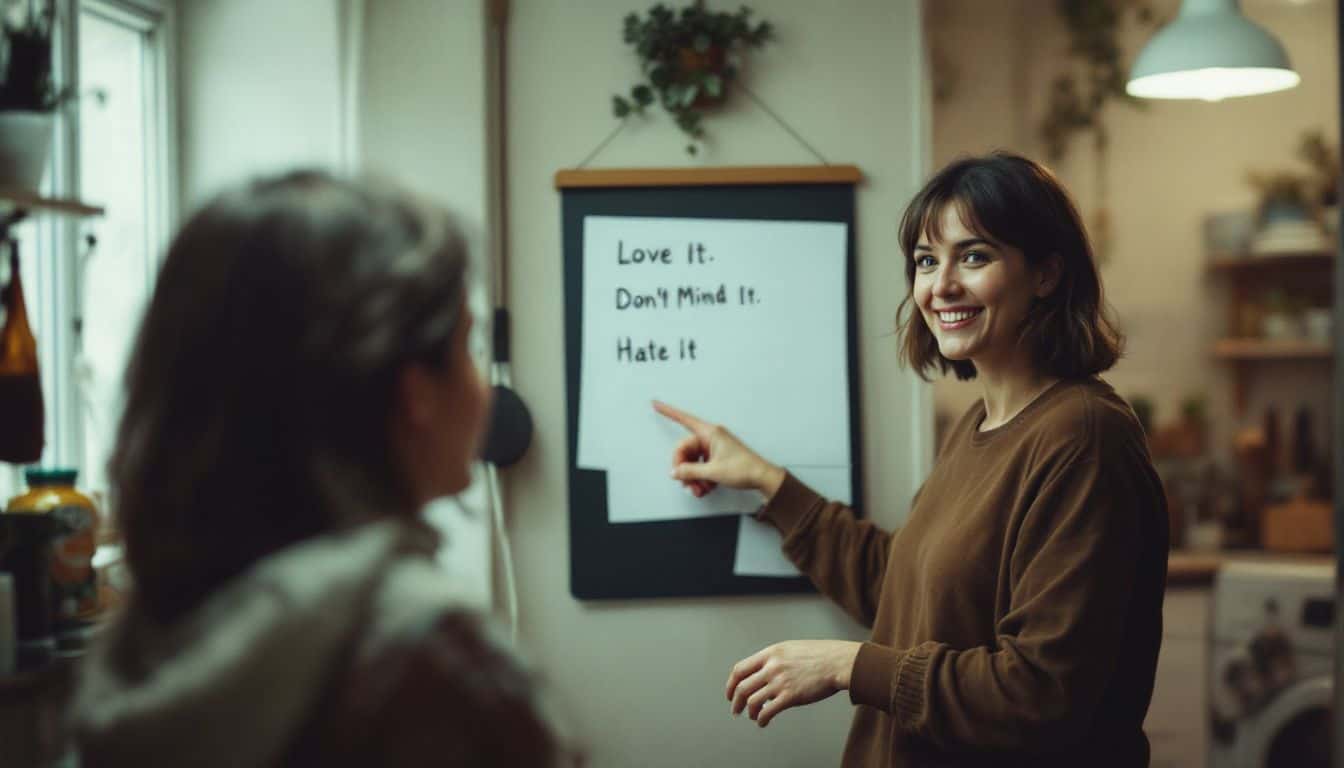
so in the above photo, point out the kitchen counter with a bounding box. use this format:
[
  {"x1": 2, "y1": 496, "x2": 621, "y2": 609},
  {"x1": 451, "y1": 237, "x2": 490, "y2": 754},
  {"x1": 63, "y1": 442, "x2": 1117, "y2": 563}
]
[{"x1": 1167, "y1": 548, "x2": 1333, "y2": 586}]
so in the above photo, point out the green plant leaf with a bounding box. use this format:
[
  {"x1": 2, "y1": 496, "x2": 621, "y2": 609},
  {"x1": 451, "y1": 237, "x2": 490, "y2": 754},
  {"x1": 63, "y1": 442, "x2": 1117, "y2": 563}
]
[
  {"x1": 613, "y1": 95, "x2": 631, "y2": 118},
  {"x1": 687, "y1": 143, "x2": 698, "y2": 155},
  {"x1": 680, "y1": 83, "x2": 699, "y2": 107},
  {"x1": 693, "y1": 33, "x2": 710, "y2": 53},
  {"x1": 704, "y1": 74, "x2": 722, "y2": 98},
  {"x1": 632, "y1": 84, "x2": 654, "y2": 106}
]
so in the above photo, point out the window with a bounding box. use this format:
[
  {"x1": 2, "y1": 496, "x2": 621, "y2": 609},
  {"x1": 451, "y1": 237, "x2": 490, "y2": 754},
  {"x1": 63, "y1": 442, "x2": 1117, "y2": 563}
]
[
  {"x1": 75, "y1": 0, "x2": 172, "y2": 498},
  {"x1": 0, "y1": 0, "x2": 173, "y2": 506}
]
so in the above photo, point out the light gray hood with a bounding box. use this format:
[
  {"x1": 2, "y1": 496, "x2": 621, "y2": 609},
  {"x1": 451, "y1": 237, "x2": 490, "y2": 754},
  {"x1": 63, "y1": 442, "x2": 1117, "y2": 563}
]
[{"x1": 74, "y1": 519, "x2": 473, "y2": 767}]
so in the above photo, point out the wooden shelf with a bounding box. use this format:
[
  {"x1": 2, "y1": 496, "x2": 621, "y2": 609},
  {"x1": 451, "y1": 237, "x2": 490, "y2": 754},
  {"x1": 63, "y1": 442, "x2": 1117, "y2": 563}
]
[
  {"x1": 1211, "y1": 251, "x2": 1335, "y2": 416},
  {"x1": 1213, "y1": 338, "x2": 1333, "y2": 360},
  {"x1": 0, "y1": 189, "x2": 103, "y2": 217},
  {"x1": 1208, "y1": 251, "x2": 1335, "y2": 272},
  {"x1": 554, "y1": 164, "x2": 863, "y2": 189}
]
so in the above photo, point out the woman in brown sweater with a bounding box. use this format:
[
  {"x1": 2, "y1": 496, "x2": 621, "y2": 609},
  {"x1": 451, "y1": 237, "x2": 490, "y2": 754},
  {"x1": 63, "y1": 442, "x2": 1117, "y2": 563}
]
[{"x1": 656, "y1": 152, "x2": 1168, "y2": 767}]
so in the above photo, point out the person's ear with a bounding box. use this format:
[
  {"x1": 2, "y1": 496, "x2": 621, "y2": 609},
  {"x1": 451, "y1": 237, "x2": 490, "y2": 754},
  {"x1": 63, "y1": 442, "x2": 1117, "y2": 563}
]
[
  {"x1": 397, "y1": 363, "x2": 436, "y2": 432},
  {"x1": 1036, "y1": 253, "x2": 1063, "y2": 298}
]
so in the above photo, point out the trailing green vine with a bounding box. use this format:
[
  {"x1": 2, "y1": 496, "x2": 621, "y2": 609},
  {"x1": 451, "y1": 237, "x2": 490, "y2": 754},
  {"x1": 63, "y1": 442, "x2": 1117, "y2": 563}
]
[
  {"x1": 612, "y1": 2, "x2": 774, "y2": 154},
  {"x1": 1040, "y1": 0, "x2": 1156, "y2": 162}
]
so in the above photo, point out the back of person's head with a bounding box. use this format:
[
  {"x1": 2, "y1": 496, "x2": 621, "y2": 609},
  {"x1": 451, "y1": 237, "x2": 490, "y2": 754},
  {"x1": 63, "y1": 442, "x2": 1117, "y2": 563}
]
[{"x1": 111, "y1": 170, "x2": 471, "y2": 622}]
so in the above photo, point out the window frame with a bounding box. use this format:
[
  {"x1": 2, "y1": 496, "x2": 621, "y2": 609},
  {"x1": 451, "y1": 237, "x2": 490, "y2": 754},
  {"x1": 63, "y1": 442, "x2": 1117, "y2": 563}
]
[{"x1": 65, "y1": 0, "x2": 177, "y2": 490}]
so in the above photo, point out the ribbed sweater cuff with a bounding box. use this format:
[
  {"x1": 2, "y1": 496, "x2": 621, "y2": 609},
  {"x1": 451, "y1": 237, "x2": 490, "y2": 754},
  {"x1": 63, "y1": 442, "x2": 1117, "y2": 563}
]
[
  {"x1": 848, "y1": 642, "x2": 899, "y2": 710},
  {"x1": 849, "y1": 642, "x2": 931, "y2": 727},
  {"x1": 754, "y1": 471, "x2": 821, "y2": 537},
  {"x1": 891, "y1": 646, "x2": 931, "y2": 728}
]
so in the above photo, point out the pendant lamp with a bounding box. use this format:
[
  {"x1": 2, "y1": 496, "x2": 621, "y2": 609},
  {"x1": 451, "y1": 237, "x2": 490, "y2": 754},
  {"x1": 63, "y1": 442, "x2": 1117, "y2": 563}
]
[{"x1": 1127, "y1": 0, "x2": 1300, "y2": 101}]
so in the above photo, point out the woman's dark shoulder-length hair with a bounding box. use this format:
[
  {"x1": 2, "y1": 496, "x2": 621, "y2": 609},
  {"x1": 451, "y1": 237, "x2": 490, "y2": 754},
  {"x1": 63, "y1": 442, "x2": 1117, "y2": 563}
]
[
  {"x1": 111, "y1": 170, "x2": 470, "y2": 622},
  {"x1": 896, "y1": 151, "x2": 1123, "y2": 381}
]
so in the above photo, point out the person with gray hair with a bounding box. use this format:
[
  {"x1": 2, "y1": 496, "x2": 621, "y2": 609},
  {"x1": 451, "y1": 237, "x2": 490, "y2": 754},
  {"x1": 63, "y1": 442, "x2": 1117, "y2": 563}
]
[{"x1": 73, "y1": 171, "x2": 570, "y2": 767}]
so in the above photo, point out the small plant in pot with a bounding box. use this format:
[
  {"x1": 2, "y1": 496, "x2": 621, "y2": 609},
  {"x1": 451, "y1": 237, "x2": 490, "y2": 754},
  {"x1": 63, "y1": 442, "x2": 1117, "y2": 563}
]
[
  {"x1": 1299, "y1": 129, "x2": 1339, "y2": 235},
  {"x1": 612, "y1": 2, "x2": 773, "y2": 155},
  {"x1": 1247, "y1": 171, "x2": 1314, "y2": 225},
  {"x1": 0, "y1": 0, "x2": 63, "y2": 193},
  {"x1": 1245, "y1": 167, "x2": 1328, "y2": 254}
]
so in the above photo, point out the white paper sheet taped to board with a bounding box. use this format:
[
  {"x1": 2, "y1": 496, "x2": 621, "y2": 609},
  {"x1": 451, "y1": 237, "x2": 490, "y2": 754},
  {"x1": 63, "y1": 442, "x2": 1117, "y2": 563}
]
[
  {"x1": 605, "y1": 464, "x2": 853, "y2": 524},
  {"x1": 733, "y1": 515, "x2": 798, "y2": 577},
  {"x1": 576, "y1": 215, "x2": 852, "y2": 474},
  {"x1": 731, "y1": 461, "x2": 856, "y2": 576}
]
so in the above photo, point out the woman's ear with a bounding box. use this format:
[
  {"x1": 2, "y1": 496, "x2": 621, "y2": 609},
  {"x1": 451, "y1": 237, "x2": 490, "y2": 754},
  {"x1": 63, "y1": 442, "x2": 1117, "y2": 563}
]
[{"x1": 1036, "y1": 253, "x2": 1063, "y2": 298}]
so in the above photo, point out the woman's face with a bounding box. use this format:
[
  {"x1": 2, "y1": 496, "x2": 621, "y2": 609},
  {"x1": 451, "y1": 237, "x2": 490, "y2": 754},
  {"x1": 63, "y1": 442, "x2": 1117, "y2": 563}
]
[
  {"x1": 912, "y1": 204, "x2": 1047, "y2": 372},
  {"x1": 440, "y1": 310, "x2": 490, "y2": 493},
  {"x1": 401, "y1": 307, "x2": 491, "y2": 501}
]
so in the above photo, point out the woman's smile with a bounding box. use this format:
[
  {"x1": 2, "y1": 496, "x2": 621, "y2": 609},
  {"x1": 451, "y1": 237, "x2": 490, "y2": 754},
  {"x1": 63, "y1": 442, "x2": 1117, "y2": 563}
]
[{"x1": 934, "y1": 306, "x2": 983, "y2": 330}]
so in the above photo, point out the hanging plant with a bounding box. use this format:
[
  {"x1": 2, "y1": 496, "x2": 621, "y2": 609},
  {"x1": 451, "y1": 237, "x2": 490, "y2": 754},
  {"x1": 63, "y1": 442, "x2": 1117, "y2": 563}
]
[
  {"x1": 612, "y1": 2, "x2": 774, "y2": 155},
  {"x1": 1040, "y1": 0, "x2": 1157, "y2": 162},
  {"x1": 1038, "y1": 0, "x2": 1158, "y2": 263}
]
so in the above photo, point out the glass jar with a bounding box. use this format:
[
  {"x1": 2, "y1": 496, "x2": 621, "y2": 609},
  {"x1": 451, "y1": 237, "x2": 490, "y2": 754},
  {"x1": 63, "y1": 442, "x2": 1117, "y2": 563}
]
[{"x1": 6, "y1": 469, "x2": 99, "y2": 636}]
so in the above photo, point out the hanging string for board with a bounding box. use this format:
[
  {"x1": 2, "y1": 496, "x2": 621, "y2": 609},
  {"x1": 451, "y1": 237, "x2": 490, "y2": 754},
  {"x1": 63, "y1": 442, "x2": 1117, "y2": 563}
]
[
  {"x1": 576, "y1": 120, "x2": 628, "y2": 169},
  {"x1": 734, "y1": 82, "x2": 829, "y2": 165},
  {"x1": 573, "y1": 82, "x2": 830, "y2": 167}
]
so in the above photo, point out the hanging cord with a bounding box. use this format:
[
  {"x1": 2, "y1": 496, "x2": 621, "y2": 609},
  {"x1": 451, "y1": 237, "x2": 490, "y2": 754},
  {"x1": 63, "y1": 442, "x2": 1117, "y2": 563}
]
[
  {"x1": 576, "y1": 120, "x2": 628, "y2": 169},
  {"x1": 734, "y1": 81, "x2": 829, "y2": 165},
  {"x1": 487, "y1": 0, "x2": 521, "y2": 646},
  {"x1": 573, "y1": 80, "x2": 829, "y2": 167},
  {"x1": 486, "y1": 431, "x2": 518, "y2": 643}
]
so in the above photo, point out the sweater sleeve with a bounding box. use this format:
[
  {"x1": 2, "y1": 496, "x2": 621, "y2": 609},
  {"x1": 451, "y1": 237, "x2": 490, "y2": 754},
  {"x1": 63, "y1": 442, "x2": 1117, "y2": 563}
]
[
  {"x1": 847, "y1": 440, "x2": 1150, "y2": 751},
  {"x1": 756, "y1": 472, "x2": 906, "y2": 628}
]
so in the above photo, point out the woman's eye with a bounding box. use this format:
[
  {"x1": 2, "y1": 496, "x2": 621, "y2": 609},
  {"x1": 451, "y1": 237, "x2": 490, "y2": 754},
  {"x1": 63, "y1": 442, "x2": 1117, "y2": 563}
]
[
  {"x1": 963, "y1": 250, "x2": 990, "y2": 265},
  {"x1": 915, "y1": 254, "x2": 936, "y2": 269}
]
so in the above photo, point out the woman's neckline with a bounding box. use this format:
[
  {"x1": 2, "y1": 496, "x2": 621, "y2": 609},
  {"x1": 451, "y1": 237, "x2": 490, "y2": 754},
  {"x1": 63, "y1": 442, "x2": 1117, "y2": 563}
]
[{"x1": 970, "y1": 378, "x2": 1077, "y2": 445}]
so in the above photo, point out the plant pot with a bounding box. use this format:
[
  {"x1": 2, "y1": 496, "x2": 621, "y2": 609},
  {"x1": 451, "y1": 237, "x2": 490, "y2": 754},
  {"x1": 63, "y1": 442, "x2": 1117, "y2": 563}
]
[
  {"x1": 0, "y1": 111, "x2": 53, "y2": 193},
  {"x1": 676, "y1": 46, "x2": 728, "y2": 108},
  {"x1": 1261, "y1": 312, "x2": 1301, "y2": 341}
]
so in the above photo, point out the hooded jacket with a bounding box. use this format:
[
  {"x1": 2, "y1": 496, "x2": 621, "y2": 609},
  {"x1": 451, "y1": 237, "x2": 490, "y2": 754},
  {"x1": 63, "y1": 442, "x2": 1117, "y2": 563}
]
[{"x1": 74, "y1": 519, "x2": 564, "y2": 767}]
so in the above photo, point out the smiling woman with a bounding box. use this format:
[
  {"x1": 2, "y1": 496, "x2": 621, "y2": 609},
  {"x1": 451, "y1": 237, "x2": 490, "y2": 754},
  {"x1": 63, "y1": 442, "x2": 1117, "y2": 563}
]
[
  {"x1": 654, "y1": 152, "x2": 1167, "y2": 768},
  {"x1": 897, "y1": 152, "x2": 1123, "y2": 389}
]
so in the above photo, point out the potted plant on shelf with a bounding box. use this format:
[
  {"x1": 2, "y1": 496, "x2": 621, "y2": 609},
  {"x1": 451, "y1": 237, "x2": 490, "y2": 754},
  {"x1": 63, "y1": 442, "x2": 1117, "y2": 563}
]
[
  {"x1": 0, "y1": 0, "x2": 62, "y2": 193},
  {"x1": 1245, "y1": 169, "x2": 1327, "y2": 254},
  {"x1": 612, "y1": 2, "x2": 773, "y2": 155},
  {"x1": 1299, "y1": 129, "x2": 1339, "y2": 236}
]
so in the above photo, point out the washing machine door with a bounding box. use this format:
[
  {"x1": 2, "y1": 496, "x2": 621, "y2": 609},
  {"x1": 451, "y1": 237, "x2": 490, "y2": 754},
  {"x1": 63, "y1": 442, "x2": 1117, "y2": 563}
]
[{"x1": 1241, "y1": 676, "x2": 1331, "y2": 768}]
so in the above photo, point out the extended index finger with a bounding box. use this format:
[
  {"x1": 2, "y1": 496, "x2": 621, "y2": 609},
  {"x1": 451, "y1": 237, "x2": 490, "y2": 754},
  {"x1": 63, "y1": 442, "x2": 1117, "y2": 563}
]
[{"x1": 653, "y1": 400, "x2": 710, "y2": 437}]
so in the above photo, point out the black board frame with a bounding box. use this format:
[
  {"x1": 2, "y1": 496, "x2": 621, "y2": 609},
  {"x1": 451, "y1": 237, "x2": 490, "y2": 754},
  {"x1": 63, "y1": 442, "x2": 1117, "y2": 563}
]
[{"x1": 559, "y1": 169, "x2": 864, "y2": 600}]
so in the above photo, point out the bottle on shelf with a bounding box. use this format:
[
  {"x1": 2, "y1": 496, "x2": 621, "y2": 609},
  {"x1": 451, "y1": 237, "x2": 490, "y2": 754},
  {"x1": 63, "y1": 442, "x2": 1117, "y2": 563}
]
[{"x1": 0, "y1": 238, "x2": 43, "y2": 463}]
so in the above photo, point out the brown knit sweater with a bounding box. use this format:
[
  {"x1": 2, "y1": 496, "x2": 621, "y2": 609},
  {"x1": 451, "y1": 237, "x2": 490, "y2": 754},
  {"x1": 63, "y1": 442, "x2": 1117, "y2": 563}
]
[{"x1": 759, "y1": 377, "x2": 1168, "y2": 767}]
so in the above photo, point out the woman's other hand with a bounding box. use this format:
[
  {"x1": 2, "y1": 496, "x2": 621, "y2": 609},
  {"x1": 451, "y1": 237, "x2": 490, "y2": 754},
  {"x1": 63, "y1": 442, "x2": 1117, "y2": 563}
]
[
  {"x1": 652, "y1": 400, "x2": 786, "y2": 499},
  {"x1": 725, "y1": 640, "x2": 862, "y2": 728}
]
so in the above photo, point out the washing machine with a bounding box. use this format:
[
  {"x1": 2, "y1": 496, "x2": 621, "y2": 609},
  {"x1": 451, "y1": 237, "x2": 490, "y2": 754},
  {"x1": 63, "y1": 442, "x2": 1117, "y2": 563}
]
[{"x1": 1208, "y1": 561, "x2": 1333, "y2": 768}]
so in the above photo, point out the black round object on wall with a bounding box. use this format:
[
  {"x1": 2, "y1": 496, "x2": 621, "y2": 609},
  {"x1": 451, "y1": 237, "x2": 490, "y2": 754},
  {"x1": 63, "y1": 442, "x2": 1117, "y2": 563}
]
[{"x1": 481, "y1": 384, "x2": 533, "y2": 467}]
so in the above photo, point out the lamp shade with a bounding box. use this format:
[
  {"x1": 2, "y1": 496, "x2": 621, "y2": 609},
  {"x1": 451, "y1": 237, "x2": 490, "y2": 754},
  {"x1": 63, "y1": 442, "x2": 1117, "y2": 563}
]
[{"x1": 1127, "y1": 0, "x2": 1300, "y2": 101}]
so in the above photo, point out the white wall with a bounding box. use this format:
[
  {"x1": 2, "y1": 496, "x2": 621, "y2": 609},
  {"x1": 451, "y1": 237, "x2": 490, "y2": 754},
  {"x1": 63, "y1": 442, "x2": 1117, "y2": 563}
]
[
  {"x1": 503, "y1": 2, "x2": 930, "y2": 765},
  {"x1": 176, "y1": 0, "x2": 348, "y2": 206},
  {"x1": 358, "y1": 0, "x2": 488, "y2": 229},
  {"x1": 930, "y1": 0, "x2": 1337, "y2": 463}
]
